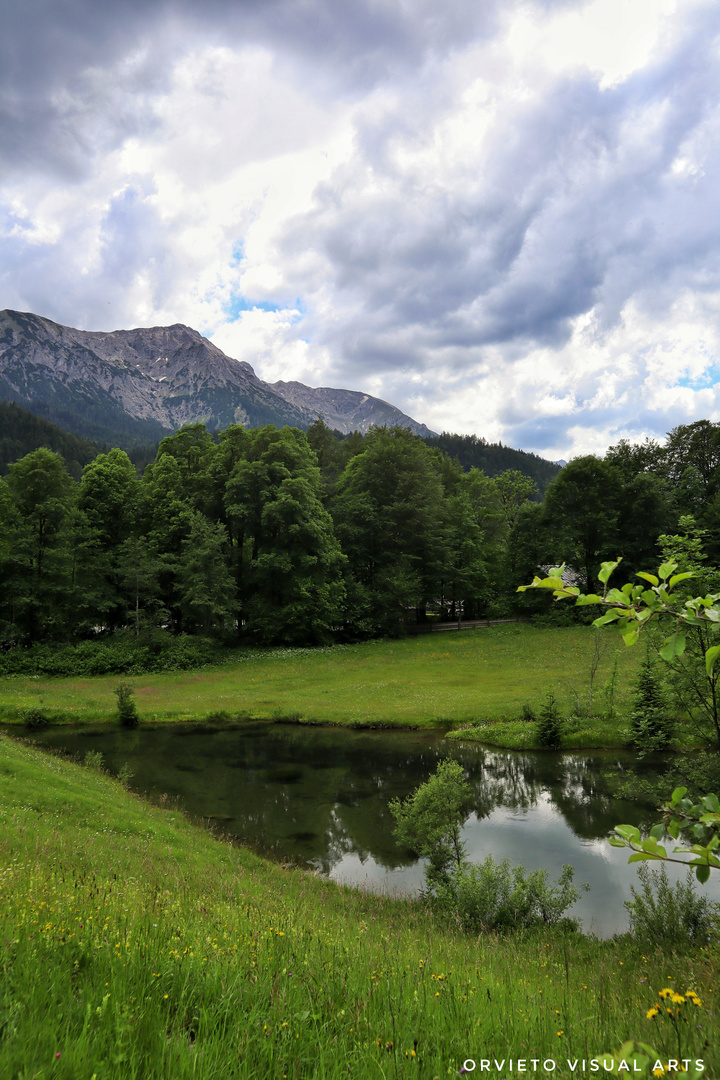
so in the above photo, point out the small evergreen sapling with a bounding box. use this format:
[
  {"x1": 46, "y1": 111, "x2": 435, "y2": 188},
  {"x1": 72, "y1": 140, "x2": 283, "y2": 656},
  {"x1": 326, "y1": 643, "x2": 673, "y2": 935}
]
[
  {"x1": 630, "y1": 656, "x2": 673, "y2": 755},
  {"x1": 537, "y1": 691, "x2": 563, "y2": 748},
  {"x1": 114, "y1": 683, "x2": 139, "y2": 728}
]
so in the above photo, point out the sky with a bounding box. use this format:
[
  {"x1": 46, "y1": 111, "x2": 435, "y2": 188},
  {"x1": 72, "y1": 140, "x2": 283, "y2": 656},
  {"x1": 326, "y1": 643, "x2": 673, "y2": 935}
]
[{"x1": 2, "y1": 0, "x2": 720, "y2": 460}]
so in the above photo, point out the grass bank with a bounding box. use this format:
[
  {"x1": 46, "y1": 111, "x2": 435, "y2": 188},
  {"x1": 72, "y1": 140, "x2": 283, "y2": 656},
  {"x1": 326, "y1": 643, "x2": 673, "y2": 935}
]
[
  {"x1": 0, "y1": 625, "x2": 640, "y2": 734},
  {"x1": 1, "y1": 732, "x2": 717, "y2": 1078}
]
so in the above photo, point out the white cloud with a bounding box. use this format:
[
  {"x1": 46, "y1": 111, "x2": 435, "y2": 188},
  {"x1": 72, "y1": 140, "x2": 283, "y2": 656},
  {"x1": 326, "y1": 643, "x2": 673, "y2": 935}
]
[{"x1": 3, "y1": 0, "x2": 720, "y2": 458}]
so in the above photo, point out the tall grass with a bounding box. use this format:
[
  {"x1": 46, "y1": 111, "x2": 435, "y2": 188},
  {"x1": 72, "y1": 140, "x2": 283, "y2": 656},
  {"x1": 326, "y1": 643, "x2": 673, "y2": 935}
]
[
  {"x1": 1, "y1": 733, "x2": 717, "y2": 1077},
  {"x1": 0, "y1": 625, "x2": 640, "y2": 737}
]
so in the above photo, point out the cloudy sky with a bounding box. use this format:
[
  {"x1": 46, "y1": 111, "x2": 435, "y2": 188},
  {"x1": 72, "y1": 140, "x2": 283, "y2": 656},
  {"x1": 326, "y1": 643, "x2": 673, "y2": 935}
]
[{"x1": 2, "y1": 0, "x2": 720, "y2": 458}]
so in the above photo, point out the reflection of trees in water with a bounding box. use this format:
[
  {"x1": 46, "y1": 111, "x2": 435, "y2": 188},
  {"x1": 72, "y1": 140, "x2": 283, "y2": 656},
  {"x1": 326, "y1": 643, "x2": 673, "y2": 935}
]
[{"x1": 24, "y1": 724, "x2": 665, "y2": 873}]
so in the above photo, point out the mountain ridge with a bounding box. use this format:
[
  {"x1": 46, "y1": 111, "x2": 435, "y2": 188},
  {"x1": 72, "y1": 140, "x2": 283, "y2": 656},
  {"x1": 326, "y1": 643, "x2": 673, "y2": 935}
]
[{"x1": 0, "y1": 309, "x2": 435, "y2": 446}]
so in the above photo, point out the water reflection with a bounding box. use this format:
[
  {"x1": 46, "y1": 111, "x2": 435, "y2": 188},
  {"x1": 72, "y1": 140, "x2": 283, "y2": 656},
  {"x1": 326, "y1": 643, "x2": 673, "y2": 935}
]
[{"x1": 14, "y1": 722, "x2": 720, "y2": 936}]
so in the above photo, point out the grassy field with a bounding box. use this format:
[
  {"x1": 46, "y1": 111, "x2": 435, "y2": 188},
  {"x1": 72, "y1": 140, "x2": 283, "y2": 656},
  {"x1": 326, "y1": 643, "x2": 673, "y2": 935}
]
[
  {"x1": 0, "y1": 625, "x2": 642, "y2": 736},
  {"x1": 1, "y1": 732, "x2": 717, "y2": 1079}
]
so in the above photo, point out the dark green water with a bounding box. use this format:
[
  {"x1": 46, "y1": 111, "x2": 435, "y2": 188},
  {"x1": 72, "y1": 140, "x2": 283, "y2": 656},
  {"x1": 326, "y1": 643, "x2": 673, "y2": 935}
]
[{"x1": 15, "y1": 722, "x2": 720, "y2": 935}]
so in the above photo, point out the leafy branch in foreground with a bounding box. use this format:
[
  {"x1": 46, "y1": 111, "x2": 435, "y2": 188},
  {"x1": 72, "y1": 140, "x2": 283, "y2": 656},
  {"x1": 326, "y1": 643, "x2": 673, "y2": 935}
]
[
  {"x1": 610, "y1": 789, "x2": 720, "y2": 883},
  {"x1": 518, "y1": 559, "x2": 720, "y2": 878}
]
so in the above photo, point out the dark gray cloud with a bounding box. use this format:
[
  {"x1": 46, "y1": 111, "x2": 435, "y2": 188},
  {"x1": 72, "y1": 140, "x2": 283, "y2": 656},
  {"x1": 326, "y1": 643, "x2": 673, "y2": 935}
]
[
  {"x1": 3, "y1": 0, "x2": 720, "y2": 457},
  {"x1": 0, "y1": 0, "x2": 507, "y2": 181},
  {"x1": 278, "y1": 2, "x2": 720, "y2": 383},
  {"x1": 502, "y1": 401, "x2": 720, "y2": 458}
]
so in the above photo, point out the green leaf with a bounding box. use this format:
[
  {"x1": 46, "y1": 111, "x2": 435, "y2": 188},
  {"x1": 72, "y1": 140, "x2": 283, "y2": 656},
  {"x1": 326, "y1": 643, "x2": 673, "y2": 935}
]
[
  {"x1": 598, "y1": 559, "x2": 622, "y2": 585},
  {"x1": 671, "y1": 787, "x2": 688, "y2": 802},
  {"x1": 628, "y1": 852, "x2": 662, "y2": 863},
  {"x1": 696, "y1": 863, "x2": 710, "y2": 884},
  {"x1": 575, "y1": 593, "x2": 604, "y2": 605},
  {"x1": 635, "y1": 572, "x2": 659, "y2": 586},
  {"x1": 669, "y1": 571, "x2": 695, "y2": 587},
  {"x1": 614, "y1": 824, "x2": 640, "y2": 843},
  {"x1": 659, "y1": 632, "x2": 686, "y2": 662},
  {"x1": 620, "y1": 624, "x2": 639, "y2": 647},
  {"x1": 649, "y1": 824, "x2": 665, "y2": 841},
  {"x1": 608, "y1": 837, "x2": 626, "y2": 847},
  {"x1": 705, "y1": 645, "x2": 720, "y2": 677},
  {"x1": 658, "y1": 560, "x2": 678, "y2": 582},
  {"x1": 702, "y1": 793, "x2": 720, "y2": 814},
  {"x1": 592, "y1": 611, "x2": 620, "y2": 627}
]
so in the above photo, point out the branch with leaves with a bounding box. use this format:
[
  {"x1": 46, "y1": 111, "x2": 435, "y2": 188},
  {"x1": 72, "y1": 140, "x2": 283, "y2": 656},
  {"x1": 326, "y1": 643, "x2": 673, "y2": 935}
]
[{"x1": 518, "y1": 559, "x2": 720, "y2": 879}]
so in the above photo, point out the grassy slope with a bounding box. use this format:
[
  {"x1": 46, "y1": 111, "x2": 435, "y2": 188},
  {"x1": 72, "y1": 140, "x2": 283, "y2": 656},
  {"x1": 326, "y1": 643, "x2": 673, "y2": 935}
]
[
  {"x1": 0, "y1": 626, "x2": 641, "y2": 735},
  {"x1": 1, "y1": 733, "x2": 717, "y2": 1079}
]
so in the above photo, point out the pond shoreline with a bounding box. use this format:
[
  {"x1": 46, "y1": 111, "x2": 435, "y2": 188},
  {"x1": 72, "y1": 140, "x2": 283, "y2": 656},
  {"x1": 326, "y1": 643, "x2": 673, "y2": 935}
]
[{"x1": 10, "y1": 719, "x2": 704, "y2": 937}]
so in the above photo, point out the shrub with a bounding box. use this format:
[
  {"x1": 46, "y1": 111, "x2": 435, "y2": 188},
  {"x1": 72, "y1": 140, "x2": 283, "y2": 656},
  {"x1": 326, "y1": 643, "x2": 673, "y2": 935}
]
[
  {"x1": 117, "y1": 762, "x2": 134, "y2": 787},
  {"x1": 0, "y1": 632, "x2": 228, "y2": 678},
  {"x1": 537, "y1": 692, "x2": 563, "y2": 748},
  {"x1": 521, "y1": 703, "x2": 535, "y2": 723},
  {"x1": 22, "y1": 707, "x2": 51, "y2": 729},
  {"x1": 435, "y1": 856, "x2": 587, "y2": 932},
  {"x1": 114, "y1": 683, "x2": 139, "y2": 728},
  {"x1": 84, "y1": 750, "x2": 103, "y2": 770},
  {"x1": 624, "y1": 863, "x2": 718, "y2": 949},
  {"x1": 630, "y1": 658, "x2": 673, "y2": 755},
  {"x1": 390, "y1": 760, "x2": 472, "y2": 887}
]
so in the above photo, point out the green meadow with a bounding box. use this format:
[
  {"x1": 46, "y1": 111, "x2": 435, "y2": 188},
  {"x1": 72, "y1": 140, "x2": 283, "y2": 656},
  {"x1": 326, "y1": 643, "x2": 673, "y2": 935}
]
[
  {"x1": 0, "y1": 625, "x2": 642, "y2": 744},
  {"x1": 1, "y1": 732, "x2": 717, "y2": 1079}
]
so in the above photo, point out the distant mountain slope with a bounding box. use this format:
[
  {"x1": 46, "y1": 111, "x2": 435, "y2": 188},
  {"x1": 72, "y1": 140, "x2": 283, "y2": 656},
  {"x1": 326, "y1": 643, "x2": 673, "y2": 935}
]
[
  {"x1": 270, "y1": 381, "x2": 435, "y2": 437},
  {"x1": 424, "y1": 432, "x2": 561, "y2": 493},
  {"x1": 0, "y1": 400, "x2": 100, "y2": 478},
  {"x1": 0, "y1": 310, "x2": 434, "y2": 447}
]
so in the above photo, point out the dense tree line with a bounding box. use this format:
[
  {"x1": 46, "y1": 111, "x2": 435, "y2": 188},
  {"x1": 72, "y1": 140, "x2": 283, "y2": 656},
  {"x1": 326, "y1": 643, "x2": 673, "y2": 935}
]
[
  {"x1": 2, "y1": 416, "x2": 718, "y2": 647},
  {"x1": 0, "y1": 420, "x2": 539, "y2": 645},
  {"x1": 516, "y1": 420, "x2": 720, "y2": 602}
]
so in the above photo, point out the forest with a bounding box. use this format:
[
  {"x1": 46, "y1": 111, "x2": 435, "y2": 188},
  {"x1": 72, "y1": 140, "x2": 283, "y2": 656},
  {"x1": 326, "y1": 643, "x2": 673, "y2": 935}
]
[{"x1": 1, "y1": 415, "x2": 719, "y2": 649}]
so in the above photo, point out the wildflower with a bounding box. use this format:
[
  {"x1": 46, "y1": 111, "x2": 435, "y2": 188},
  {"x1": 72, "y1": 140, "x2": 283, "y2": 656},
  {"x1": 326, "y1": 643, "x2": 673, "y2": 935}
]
[
  {"x1": 647, "y1": 1006, "x2": 659, "y2": 1019},
  {"x1": 670, "y1": 993, "x2": 685, "y2": 1005},
  {"x1": 557, "y1": 1031, "x2": 564, "y2": 1037}
]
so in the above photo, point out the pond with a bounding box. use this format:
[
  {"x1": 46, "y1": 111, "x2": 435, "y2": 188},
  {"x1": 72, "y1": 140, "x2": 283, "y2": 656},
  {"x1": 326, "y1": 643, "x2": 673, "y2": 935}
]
[{"x1": 14, "y1": 721, "x2": 720, "y2": 936}]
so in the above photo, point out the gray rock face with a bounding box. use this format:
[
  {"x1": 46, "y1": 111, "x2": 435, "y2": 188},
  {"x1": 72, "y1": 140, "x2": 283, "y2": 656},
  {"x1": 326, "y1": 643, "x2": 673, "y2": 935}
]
[
  {"x1": 0, "y1": 310, "x2": 434, "y2": 444},
  {"x1": 270, "y1": 381, "x2": 436, "y2": 438}
]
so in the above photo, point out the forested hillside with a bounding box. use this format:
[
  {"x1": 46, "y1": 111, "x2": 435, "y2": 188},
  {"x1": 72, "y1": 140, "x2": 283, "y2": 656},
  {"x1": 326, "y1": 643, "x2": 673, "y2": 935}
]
[
  {"x1": 0, "y1": 401, "x2": 100, "y2": 478},
  {"x1": 1, "y1": 415, "x2": 718, "y2": 649},
  {"x1": 424, "y1": 432, "x2": 561, "y2": 493}
]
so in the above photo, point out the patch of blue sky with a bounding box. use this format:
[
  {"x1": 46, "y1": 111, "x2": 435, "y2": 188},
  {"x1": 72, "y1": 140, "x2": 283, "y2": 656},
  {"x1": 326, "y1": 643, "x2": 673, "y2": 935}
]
[
  {"x1": 223, "y1": 293, "x2": 306, "y2": 322},
  {"x1": 674, "y1": 364, "x2": 720, "y2": 390}
]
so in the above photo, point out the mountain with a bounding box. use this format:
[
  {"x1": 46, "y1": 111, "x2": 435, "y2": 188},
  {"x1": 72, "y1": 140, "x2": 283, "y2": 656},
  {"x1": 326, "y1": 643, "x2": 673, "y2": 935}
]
[
  {"x1": 0, "y1": 310, "x2": 434, "y2": 447},
  {"x1": 270, "y1": 381, "x2": 435, "y2": 437}
]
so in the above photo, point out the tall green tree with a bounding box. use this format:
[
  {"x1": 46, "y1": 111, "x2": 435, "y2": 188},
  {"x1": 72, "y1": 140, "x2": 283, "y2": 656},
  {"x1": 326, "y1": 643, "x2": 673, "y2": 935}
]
[
  {"x1": 3, "y1": 449, "x2": 76, "y2": 639},
  {"x1": 77, "y1": 448, "x2": 141, "y2": 628},
  {"x1": 542, "y1": 456, "x2": 617, "y2": 593},
  {"x1": 332, "y1": 427, "x2": 447, "y2": 633},
  {"x1": 177, "y1": 513, "x2": 236, "y2": 635},
  {"x1": 224, "y1": 426, "x2": 346, "y2": 643}
]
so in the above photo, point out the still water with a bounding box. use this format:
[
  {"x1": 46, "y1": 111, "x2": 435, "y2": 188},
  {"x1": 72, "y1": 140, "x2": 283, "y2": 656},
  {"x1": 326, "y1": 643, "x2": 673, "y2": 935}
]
[{"x1": 17, "y1": 722, "x2": 720, "y2": 936}]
